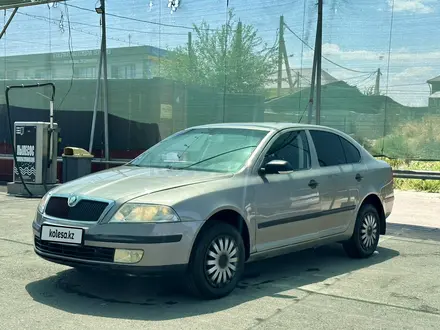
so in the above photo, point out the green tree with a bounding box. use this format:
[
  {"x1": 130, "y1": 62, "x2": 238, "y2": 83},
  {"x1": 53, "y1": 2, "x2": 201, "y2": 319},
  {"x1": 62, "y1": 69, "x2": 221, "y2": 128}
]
[{"x1": 160, "y1": 10, "x2": 278, "y2": 93}]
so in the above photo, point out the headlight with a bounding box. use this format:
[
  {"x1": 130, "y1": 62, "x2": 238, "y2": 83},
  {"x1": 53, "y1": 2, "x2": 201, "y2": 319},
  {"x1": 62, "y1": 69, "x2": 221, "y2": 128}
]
[
  {"x1": 38, "y1": 192, "x2": 50, "y2": 214},
  {"x1": 109, "y1": 204, "x2": 180, "y2": 223}
]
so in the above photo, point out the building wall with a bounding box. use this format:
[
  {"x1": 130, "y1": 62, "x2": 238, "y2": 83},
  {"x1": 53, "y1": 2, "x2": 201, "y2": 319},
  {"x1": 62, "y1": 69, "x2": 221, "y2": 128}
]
[{"x1": 0, "y1": 46, "x2": 167, "y2": 81}]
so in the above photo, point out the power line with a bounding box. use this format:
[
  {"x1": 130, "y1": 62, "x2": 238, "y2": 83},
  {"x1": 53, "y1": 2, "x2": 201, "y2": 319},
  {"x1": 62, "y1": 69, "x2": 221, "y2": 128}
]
[
  {"x1": 342, "y1": 72, "x2": 375, "y2": 81},
  {"x1": 65, "y1": 2, "x2": 278, "y2": 34},
  {"x1": 387, "y1": 82, "x2": 429, "y2": 88},
  {"x1": 66, "y1": 3, "x2": 196, "y2": 30},
  {"x1": 350, "y1": 72, "x2": 376, "y2": 87},
  {"x1": 66, "y1": 1, "x2": 295, "y2": 32},
  {"x1": 283, "y1": 22, "x2": 375, "y2": 75},
  {"x1": 18, "y1": 11, "x2": 144, "y2": 47},
  {"x1": 17, "y1": 11, "x2": 187, "y2": 36}
]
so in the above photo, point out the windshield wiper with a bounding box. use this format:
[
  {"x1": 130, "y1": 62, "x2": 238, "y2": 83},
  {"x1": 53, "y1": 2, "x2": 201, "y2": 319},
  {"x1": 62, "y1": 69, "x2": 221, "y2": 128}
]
[
  {"x1": 181, "y1": 145, "x2": 257, "y2": 170},
  {"x1": 126, "y1": 163, "x2": 176, "y2": 169}
]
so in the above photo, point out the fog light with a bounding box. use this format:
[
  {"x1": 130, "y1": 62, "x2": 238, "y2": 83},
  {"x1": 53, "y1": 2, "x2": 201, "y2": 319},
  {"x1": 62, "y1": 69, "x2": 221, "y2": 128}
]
[{"x1": 114, "y1": 249, "x2": 144, "y2": 264}]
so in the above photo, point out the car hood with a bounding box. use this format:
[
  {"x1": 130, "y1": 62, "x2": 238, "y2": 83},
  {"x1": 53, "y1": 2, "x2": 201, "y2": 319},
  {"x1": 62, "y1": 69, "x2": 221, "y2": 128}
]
[{"x1": 51, "y1": 166, "x2": 232, "y2": 202}]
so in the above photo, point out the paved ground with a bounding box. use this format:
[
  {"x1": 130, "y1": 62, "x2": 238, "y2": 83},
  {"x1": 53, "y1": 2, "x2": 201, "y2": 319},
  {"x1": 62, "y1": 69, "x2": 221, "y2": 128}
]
[{"x1": 0, "y1": 190, "x2": 439, "y2": 329}]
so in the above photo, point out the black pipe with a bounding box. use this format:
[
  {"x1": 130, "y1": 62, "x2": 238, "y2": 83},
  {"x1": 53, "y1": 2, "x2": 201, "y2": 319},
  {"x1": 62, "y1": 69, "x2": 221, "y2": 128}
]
[{"x1": 5, "y1": 83, "x2": 56, "y2": 197}]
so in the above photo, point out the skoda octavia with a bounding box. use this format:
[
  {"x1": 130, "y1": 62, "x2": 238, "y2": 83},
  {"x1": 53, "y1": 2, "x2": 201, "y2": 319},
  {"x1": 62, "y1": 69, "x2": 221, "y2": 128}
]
[{"x1": 33, "y1": 123, "x2": 394, "y2": 299}]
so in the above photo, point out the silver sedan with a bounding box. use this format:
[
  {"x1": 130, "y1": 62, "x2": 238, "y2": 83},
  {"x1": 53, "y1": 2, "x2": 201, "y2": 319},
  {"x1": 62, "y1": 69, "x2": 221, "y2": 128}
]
[{"x1": 33, "y1": 123, "x2": 394, "y2": 299}]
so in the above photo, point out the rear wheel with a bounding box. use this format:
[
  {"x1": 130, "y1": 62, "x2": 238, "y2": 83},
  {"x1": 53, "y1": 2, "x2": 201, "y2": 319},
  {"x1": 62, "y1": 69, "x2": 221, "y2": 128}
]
[
  {"x1": 343, "y1": 204, "x2": 380, "y2": 258},
  {"x1": 186, "y1": 222, "x2": 245, "y2": 299}
]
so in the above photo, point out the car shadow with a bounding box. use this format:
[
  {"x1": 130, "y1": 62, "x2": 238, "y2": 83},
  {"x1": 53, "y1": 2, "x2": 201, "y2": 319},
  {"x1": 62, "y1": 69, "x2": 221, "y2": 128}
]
[
  {"x1": 386, "y1": 222, "x2": 440, "y2": 242},
  {"x1": 25, "y1": 243, "x2": 399, "y2": 321}
]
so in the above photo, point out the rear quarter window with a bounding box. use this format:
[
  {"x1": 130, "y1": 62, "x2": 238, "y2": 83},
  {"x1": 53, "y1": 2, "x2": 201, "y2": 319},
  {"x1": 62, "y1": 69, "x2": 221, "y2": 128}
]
[{"x1": 340, "y1": 137, "x2": 361, "y2": 163}]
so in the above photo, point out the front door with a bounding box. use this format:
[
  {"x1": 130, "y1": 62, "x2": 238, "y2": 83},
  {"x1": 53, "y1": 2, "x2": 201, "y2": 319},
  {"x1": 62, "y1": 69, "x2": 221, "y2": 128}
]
[{"x1": 253, "y1": 129, "x2": 322, "y2": 252}]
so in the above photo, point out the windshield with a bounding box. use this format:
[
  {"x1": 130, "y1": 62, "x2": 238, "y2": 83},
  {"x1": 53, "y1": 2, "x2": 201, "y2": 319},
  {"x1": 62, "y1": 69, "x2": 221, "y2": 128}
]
[{"x1": 129, "y1": 128, "x2": 269, "y2": 173}]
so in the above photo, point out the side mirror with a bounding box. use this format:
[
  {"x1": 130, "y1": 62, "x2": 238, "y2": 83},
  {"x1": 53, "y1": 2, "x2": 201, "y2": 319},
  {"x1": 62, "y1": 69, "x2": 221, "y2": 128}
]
[{"x1": 259, "y1": 160, "x2": 293, "y2": 175}]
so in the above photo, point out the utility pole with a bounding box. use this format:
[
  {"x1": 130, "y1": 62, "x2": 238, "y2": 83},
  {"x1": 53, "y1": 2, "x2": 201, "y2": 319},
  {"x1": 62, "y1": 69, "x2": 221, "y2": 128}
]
[
  {"x1": 295, "y1": 71, "x2": 300, "y2": 88},
  {"x1": 188, "y1": 31, "x2": 193, "y2": 74},
  {"x1": 89, "y1": 48, "x2": 103, "y2": 153},
  {"x1": 0, "y1": 7, "x2": 18, "y2": 40},
  {"x1": 235, "y1": 21, "x2": 243, "y2": 84},
  {"x1": 315, "y1": 0, "x2": 323, "y2": 125},
  {"x1": 307, "y1": 50, "x2": 317, "y2": 124},
  {"x1": 280, "y1": 17, "x2": 294, "y2": 92},
  {"x1": 188, "y1": 31, "x2": 192, "y2": 58},
  {"x1": 277, "y1": 15, "x2": 284, "y2": 97},
  {"x1": 374, "y1": 68, "x2": 381, "y2": 95},
  {"x1": 100, "y1": 0, "x2": 110, "y2": 163}
]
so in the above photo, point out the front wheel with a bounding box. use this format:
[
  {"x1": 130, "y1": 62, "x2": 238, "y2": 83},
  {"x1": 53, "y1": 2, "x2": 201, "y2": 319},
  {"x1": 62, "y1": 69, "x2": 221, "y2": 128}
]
[
  {"x1": 186, "y1": 222, "x2": 245, "y2": 300},
  {"x1": 343, "y1": 204, "x2": 380, "y2": 258}
]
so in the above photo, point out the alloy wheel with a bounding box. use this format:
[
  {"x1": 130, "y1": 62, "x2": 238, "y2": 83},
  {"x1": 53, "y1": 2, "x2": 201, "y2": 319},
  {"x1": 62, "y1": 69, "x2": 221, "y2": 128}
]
[
  {"x1": 360, "y1": 213, "x2": 378, "y2": 250},
  {"x1": 204, "y1": 236, "x2": 238, "y2": 287}
]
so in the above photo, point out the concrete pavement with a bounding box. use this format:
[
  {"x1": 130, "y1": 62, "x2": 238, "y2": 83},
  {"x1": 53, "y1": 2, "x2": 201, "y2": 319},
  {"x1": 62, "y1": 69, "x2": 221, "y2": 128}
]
[{"x1": 0, "y1": 190, "x2": 439, "y2": 329}]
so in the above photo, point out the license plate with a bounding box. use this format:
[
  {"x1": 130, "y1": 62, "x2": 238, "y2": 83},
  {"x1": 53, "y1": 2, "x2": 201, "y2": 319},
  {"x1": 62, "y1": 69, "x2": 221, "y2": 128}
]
[{"x1": 41, "y1": 225, "x2": 83, "y2": 245}]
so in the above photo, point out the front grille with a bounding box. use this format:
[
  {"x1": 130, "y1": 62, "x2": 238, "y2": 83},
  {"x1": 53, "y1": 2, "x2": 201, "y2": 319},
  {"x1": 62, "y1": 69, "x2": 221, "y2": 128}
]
[
  {"x1": 35, "y1": 236, "x2": 115, "y2": 262},
  {"x1": 45, "y1": 197, "x2": 109, "y2": 222}
]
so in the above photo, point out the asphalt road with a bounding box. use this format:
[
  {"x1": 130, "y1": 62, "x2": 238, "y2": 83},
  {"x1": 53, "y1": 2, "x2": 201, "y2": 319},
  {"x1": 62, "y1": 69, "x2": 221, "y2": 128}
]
[{"x1": 0, "y1": 190, "x2": 439, "y2": 329}]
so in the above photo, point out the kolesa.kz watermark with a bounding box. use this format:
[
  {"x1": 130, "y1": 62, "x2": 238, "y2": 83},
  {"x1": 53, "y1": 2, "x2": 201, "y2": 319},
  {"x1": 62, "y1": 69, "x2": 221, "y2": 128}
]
[{"x1": 49, "y1": 228, "x2": 75, "y2": 240}]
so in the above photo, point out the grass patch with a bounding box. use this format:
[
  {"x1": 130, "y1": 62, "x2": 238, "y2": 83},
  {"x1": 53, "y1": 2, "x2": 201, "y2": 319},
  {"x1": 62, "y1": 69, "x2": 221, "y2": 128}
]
[{"x1": 377, "y1": 157, "x2": 440, "y2": 193}]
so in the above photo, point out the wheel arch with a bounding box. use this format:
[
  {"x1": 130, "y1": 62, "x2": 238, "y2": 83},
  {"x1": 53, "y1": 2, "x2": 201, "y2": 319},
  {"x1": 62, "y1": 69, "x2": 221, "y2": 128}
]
[
  {"x1": 190, "y1": 208, "x2": 251, "y2": 261},
  {"x1": 359, "y1": 193, "x2": 386, "y2": 235}
]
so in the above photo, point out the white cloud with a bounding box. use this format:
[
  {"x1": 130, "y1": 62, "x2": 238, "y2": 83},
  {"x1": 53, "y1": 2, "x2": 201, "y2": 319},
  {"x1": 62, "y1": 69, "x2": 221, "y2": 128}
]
[
  {"x1": 308, "y1": 43, "x2": 440, "y2": 65},
  {"x1": 301, "y1": 44, "x2": 439, "y2": 106},
  {"x1": 391, "y1": 66, "x2": 434, "y2": 81},
  {"x1": 390, "y1": 0, "x2": 435, "y2": 14}
]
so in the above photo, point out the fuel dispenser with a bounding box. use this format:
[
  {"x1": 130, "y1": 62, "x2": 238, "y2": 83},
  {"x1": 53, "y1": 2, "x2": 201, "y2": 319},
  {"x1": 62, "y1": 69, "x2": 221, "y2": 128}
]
[{"x1": 6, "y1": 83, "x2": 60, "y2": 197}]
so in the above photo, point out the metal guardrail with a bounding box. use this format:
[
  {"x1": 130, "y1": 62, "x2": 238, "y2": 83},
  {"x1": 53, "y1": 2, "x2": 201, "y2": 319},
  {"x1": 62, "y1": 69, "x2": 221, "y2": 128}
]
[
  {"x1": 392, "y1": 170, "x2": 440, "y2": 180},
  {"x1": 1, "y1": 154, "x2": 440, "y2": 180}
]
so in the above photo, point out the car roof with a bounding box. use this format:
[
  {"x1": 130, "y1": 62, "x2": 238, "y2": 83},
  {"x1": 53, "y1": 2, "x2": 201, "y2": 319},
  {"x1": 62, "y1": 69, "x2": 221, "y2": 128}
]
[{"x1": 190, "y1": 122, "x2": 332, "y2": 132}]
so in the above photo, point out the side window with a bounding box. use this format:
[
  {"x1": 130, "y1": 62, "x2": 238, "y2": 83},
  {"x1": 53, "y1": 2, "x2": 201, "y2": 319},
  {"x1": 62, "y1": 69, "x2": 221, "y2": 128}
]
[
  {"x1": 263, "y1": 130, "x2": 311, "y2": 170},
  {"x1": 340, "y1": 137, "x2": 361, "y2": 163},
  {"x1": 309, "y1": 130, "x2": 346, "y2": 167}
]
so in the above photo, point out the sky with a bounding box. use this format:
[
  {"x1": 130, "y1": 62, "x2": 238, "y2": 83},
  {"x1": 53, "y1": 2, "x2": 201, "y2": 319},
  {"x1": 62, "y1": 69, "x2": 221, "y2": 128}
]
[{"x1": 0, "y1": 0, "x2": 439, "y2": 107}]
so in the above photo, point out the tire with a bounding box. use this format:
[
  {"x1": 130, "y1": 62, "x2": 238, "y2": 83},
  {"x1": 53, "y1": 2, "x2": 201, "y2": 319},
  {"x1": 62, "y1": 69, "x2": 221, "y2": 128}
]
[
  {"x1": 186, "y1": 222, "x2": 245, "y2": 300},
  {"x1": 343, "y1": 204, "x2": 380, "y2": 259}
]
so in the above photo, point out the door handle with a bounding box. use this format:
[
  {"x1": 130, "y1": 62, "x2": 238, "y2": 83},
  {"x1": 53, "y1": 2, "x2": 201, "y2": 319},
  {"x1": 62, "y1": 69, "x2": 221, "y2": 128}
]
[
  {"x1": 308, "y1": 179, "x2": 318, "y2": 189},
  {"x1": 355, "y1": 173, "x2": 363, "y2": 182}
]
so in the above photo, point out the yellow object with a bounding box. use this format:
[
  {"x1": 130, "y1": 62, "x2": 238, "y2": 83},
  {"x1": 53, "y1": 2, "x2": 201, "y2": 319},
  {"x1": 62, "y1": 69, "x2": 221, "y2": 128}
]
[
  {"x1": 114, "y1": 249, "x2": 144, "y2": 264},
  {"x1": 62, "y1": 147, "x2": 94, "y2": 158}
]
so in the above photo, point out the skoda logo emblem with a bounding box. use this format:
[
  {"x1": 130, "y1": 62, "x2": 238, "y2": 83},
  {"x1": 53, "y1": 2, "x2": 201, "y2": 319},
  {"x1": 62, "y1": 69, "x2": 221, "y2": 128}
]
[{"x1": 67, "y1": 195, "x2": 79, "y2": 207}]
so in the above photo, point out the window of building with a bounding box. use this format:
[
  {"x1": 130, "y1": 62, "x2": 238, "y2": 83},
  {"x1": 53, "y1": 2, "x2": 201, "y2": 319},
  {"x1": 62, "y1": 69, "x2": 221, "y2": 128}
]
[
  {"x1": 143, "y1": 59, "x2": 155, "y2": 78},
  {"x1": 6, "y1": 70, "x2": 18, "y2": 80},
  {"x1": 74, "y1": 66, "x2": 96, "y2": 79},
  {"x1": 34, "y1": 69, "x2": 47, "y2": 80},
  {"x1": 111, "y1": 64, "x2": 136, "y2": 79}
]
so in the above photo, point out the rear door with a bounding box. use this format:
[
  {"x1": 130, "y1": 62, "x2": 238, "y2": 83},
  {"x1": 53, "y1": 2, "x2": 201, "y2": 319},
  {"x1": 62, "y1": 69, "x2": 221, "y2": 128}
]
[
  {"x1": 308, "y1": 130, "x2": 358, "y2": 236},
  {"x1": 253, "y1": 129, "x2": 322, "y2": 251},
  {"x1": 339, "y1": 135, "x2": 367, "y2": 210}
]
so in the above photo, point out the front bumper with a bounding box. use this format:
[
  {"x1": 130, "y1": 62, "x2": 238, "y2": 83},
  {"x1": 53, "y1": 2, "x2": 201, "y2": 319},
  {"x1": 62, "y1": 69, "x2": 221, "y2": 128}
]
[
  {"x1": 34, "y1": 248, "x2": 187, "y2": 275},
  {"x1": 32, "y1": 217, "x2": 203, "y2": 274}
]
